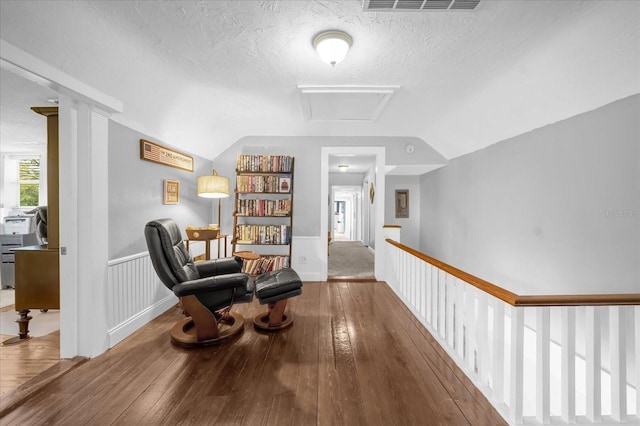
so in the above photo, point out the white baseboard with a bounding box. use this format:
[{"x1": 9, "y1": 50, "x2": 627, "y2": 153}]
[{"x1": 107, "y1": 294, "x2": 177, "y2": 348}]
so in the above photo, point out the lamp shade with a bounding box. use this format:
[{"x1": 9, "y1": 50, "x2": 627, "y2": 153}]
[
  {"x1": 197, "y1": 170, "x2": 229, "y2": 199},
  {"x1": 313, "y1": 30, "x2": 352, "y2": 66}
]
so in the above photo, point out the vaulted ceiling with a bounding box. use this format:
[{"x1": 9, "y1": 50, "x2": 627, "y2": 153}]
[{"x1": 1, "y1": 1, "x2": 639, "y2": 163}]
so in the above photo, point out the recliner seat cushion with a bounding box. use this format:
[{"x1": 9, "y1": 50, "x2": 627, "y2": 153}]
[{"x1": 254, "y1": 268, "x2": 302, "y2": 300}]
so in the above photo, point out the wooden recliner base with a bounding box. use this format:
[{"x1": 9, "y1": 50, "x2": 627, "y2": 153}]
[
  {"x1": 253, "y1": 299, "x2": 293, "y2": 331},
  {"x1": 170, "y1": 295, "x2": 245, "y2": 348}
]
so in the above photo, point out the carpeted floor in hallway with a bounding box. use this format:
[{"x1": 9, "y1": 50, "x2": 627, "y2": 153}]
[{"x1": 328, "y1": 240, "x2": 375, "y2": 278}]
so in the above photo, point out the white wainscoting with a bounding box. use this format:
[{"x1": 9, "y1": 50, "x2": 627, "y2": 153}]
[
  {"x1": 291, "y1": 236, "x2": 323, "y2": 281},
  {"x1": 106, "y1": 252, "x2": 176, "y2": 348}
]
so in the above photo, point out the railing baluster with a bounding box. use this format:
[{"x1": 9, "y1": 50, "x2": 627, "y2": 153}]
[
  {"x1": 439, "y1": 270, "x2": 445, "y2": 336},
  {"x1": 419, "y1": 261, "x2": 426, "y2": 321},
  {"x1": 446, "y1": 274, "x2": 455, "y2": 348},
  {"x1": 465, "y1": 286, "x2": 476, "y2": 373},
  {"x1": 477, "y1": 291, "x2": 489, "y2": 386},
  {"x1": 510, "y1": 306, "x2": 524, "y2": 424},
  {"x1": 561, "y1": 307, "x2": 576, "y2": 423},
  {"x1": 636, "y1": 306, "x2": 640, "y2": 423},
  {"x1": 609, "y1": 306, "x2": 627, "y2": 422},
  {"x1": 585, "y1": 305, "x2": 602, "y2": 423},
  {"x1": 425, "y1": 263, "x2": 432, "y2": 326},
  {"x1": 536, "y1": 307, "x2": 550, "y2": 424},
  {"x1": 455, "y1": 279, "x2": 465, "y2": 358},
  {"x1": 492, "y1": 299, "x2": 505, "y2": 405},
  {"x1": 432, "y1": 266, "x2": 438, "y2": 330}
]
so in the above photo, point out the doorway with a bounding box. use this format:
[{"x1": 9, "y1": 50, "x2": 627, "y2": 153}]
[
  {"x1": 322, "y1": 148, "x2": 385, "y2": 280},
  {"x1": 328, "y1": 184, "x2": 374, "y2": 279}
]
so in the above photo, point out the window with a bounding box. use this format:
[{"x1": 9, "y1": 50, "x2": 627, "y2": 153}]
[{"x1": 18, "y1": 158, "x2": 40, "y2": 207}]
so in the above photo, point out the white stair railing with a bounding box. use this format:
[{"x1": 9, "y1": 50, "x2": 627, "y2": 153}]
[{"x1": 385, "y1": 239, "x2": 640, "y2": 425}]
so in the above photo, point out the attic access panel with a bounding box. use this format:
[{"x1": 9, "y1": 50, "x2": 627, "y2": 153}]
[{"x1": 298, "y1": 86, "x2": 398, "y2": 122}]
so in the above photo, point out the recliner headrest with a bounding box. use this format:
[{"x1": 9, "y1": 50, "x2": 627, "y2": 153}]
[{"x1": 145, "y1": 218, "x2": 198, "y2": 284}]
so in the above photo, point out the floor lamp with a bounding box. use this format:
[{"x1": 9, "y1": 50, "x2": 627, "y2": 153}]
[{"x1": 197, "y1": 169, "x2": 230, "y2": 227}]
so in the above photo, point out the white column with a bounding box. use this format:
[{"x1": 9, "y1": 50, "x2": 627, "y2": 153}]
[
  {"x1": 59, "y1": 100, "x2": 111, "y2": 357},
  {"x1": 58, "y1": 95, "x2": 78, "y2": 359}
]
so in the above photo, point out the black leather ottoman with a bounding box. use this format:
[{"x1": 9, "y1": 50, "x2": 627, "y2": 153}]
[{"x1": 254, "y1": 268, "x2": 303, "y2": 330}]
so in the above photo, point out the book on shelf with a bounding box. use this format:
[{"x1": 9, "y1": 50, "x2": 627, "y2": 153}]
[
  {"x1": 242, "y1": 255, "x2": 290, "y2": 275},
  {"x1": 236, "y1": 155, "x2": 292, "y2": 173}
]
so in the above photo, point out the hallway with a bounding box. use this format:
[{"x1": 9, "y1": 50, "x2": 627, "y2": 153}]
[
  {"x1": 327, "y1": 237, "x2": 375, "y2": 280},
  {"x1": 1, "y1": 281, "x2": 505, "y2": 425}
]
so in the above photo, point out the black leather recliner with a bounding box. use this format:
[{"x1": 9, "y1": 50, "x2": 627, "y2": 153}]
[{"x1": 145, "y1": 218, "x2": 254, "y2": 347}]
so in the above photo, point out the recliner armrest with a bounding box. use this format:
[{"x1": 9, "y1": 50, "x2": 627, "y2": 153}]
[
  {"x1": 172, "y1": 273, "x2": 250, "y2": 297},
  {"x1": 195, "y1": 257, "x2": 242, "y2": 277}
]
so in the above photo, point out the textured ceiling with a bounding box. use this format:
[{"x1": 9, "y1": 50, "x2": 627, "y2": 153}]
[{"x1": 0, "y1": 0, "x2": 639, "y2": 163}]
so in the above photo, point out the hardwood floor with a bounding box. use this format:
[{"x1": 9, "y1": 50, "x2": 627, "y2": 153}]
[
  {"x1": 0, "y1": 304, "x2": 62, "y2": 397},
  {"x1": 0, "y1": 281, "x2": 506, "y2": 425}
]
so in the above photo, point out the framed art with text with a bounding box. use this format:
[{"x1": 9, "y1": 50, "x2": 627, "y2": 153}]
[
  {"x1": 140, "y1": 139, "x2": 194, "y2": 172},
  {"x1": 164, "y1": 179, "x2": 180, "y2": 205}
]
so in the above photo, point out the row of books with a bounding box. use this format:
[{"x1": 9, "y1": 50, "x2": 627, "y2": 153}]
[
  {"x1": 236, "y1": 199, "x2": 291, "y2": 217},
  {"x1": 236, "y1": 155, "x2": 293, "y2": 173},
  {"x1": 234, "y1": 225, "x2": 291, "y2": 245},
  {"x1": 236, "y1": 176, "x2": 291, "y2": 193},
  {"x1": 242, "y1": 256, "x2": 290, "y2": 275}
]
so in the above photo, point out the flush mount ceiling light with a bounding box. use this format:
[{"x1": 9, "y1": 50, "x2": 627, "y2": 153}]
[
  {"x1": 338, "y1": 164, "x2": 349, "y2": 172},
  {"x1": 312, "y1": 30, "x2": 352, "y2": 66}
]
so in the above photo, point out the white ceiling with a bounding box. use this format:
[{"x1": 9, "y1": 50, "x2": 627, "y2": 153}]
[{"x1": 1, "y1": 1, "x2": 639, "y2": 166}]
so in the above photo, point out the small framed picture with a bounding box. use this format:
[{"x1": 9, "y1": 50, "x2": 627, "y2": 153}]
[
  {"x1": 279, "y1": 177, "x2": 291, "y2": 193},
  {"x1": 395, "y1": 189, "x2": 409, "y2": 218},
  {"x1": 164, "y1": 179, "x2": 180, "y2": 204}
]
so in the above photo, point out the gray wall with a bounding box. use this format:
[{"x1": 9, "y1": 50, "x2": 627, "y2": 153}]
[
  {"x1": 385, "y1": 175, "x2": 421, "y2": 250},
  {"x1": 420, "y1": 94, "x2": 639, "y2": 295},
  {"x1": 108, "y1": 121, "x2": 213, "y2": 259},
  {"x1": 213, "y1": 136, "x2": 446, "y2": 238}
]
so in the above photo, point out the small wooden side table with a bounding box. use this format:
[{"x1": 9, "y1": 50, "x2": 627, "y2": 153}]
[{"x1": 185, "y1": 234, "x2": 229, "y2": 260}]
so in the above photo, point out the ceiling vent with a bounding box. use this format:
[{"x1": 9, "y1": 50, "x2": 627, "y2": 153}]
[{"x1": 363, "y1": 0, "x2": 480, "y2": 11}]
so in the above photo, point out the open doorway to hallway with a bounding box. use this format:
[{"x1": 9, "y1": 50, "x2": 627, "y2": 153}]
[{"x1": 327, "y1": 170, "x2": 375, "y2": 280}]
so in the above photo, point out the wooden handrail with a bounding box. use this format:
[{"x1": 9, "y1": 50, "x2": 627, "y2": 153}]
[{"x1": 386, "y1": 239, "x2": 640, "y2": 307}]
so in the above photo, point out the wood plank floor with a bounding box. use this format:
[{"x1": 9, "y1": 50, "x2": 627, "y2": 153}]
[
  {"x1": 0, "y1": 305, "x2": 61, "y2": 396},
  {"x1": 0, "y1": 281, "x2": 506, "y2": 425}
]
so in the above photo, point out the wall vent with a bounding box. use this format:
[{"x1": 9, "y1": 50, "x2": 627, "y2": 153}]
[{"x1": 363, "y1": 0, "x2": 480, "y2": 11}]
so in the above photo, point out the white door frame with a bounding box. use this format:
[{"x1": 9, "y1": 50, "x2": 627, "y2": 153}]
[
  {"x1": 320, "y1": 147, "x2": 385, "y2": 280},
  {"x1": 1, "y1": 39, "x2": 122, "y2": 357}
]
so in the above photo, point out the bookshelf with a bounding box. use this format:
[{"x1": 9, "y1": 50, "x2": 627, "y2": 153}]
[{"x1": 232, "y1": 155, "x2": 294, "y2": 275}]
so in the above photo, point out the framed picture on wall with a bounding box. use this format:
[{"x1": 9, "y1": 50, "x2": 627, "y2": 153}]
[
  {"x1": 164, "y1": 179, "x2": 180, "y2": 204},
  {"x1": 395, "y1": 189, "x2": 409, "y2": 218}
]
